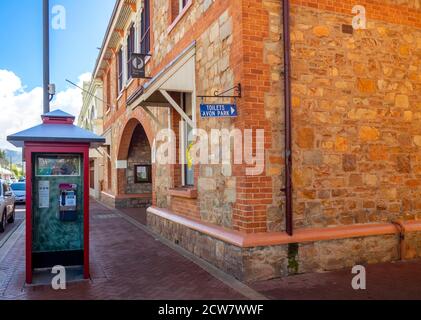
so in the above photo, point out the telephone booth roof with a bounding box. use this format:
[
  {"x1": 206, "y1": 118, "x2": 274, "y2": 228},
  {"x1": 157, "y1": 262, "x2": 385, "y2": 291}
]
[{"x1": 7, "y1": 109, "x2": 105, "y2": 148}]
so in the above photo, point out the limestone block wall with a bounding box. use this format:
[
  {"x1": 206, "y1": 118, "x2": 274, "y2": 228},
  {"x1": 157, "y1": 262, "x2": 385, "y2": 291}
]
[
  {"x1": 126, "y1": 125, "x2": 152, "y2": 194},
  {"x1": 195, "y1": 8, "x2": 237, "y2": 228},
  {"x1": 147, "y1": 210, "x2": 420, "y2": 281},
  {"x1": 288, "y1": 3, "x2": 421, "y2": 228},
  {"x1": 102, "y1": 0, "x2": 421, "y2": 236}
]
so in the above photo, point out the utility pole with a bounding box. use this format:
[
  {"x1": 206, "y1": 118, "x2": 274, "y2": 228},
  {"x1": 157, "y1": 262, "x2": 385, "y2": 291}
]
[{"x1": 43, "y1": 0, "x2": 50, "y2": 114}]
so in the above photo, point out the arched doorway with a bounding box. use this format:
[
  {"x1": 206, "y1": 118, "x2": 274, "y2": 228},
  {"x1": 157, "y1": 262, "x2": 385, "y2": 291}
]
[{"x1": 116, "y1": 118, "x2": 153, "y2": 210}]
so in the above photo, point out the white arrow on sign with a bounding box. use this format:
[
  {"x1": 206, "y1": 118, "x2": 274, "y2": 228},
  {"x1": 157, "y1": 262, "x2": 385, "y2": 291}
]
[{"x1": 132, "y1": 57, "x2": 144, "y2": 70}]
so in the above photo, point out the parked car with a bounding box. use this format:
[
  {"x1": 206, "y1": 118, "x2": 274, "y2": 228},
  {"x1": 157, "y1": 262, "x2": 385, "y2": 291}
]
[
  {"x1": 11, "y1": 182, "x2": 26, "y2": 204},
  {"x1": 0, "y1": 181, "x2": 16, "y2": 233}
]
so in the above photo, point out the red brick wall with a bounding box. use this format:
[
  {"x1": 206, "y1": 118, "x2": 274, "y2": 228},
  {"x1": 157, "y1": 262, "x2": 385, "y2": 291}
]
[
  {"x1": 169, "y1": 0, "x2": 180, "y2": 23},
  {"x1": 230, "y1": 0, "x2": 274, "y2": 233},
  {"x1": 170, "y1": 197, "x2": 200, "y2": 219},
  {"x1": 291, "y1": 0, "x2": 421, "y2": 28}
]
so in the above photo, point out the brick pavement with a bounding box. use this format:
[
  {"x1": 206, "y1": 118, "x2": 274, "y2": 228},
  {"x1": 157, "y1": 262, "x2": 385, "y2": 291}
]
[
  {"x1": 252, "y1": 259, "x2": 421, "y2": 300},
  {"x1": 0, "y1": 200, "x2": 246, "y2": 300},
  {"x1": 4, "y1": 200, "x2": 421, "y2": 300}
]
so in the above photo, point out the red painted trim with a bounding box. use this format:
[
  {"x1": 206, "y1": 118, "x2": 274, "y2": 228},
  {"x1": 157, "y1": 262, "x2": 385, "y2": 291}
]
[
  {"x1": 25, "y1": 146, "x2": 33, "y2": 284},
  {"x1": 42, "y1": 118, "x2": 74, "y2": 125},
  {"x1": 83, "y1": 147, "x2": 90, "y2": 279},
  {"x1": 24, "y1": 142, "x2": 91, "y2": 283}
]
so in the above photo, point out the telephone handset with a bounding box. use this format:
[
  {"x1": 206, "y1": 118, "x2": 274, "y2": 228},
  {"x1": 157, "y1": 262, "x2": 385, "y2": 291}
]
[{"x1": 58, "y1": 183, "x2": 78, "y2": 222}]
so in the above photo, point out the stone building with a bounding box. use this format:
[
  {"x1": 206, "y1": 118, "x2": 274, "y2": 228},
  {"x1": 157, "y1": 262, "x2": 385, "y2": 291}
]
[
  {"x1": 78, "y1": 80, "x2": 105, "y2": 200},
  {"x1": 92, "y1": 0, "x2": 421, "y2": 281}
]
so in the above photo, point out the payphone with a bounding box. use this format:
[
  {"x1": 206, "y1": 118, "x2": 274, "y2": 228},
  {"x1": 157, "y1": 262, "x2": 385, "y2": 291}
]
[
  {"x1": 7, "y1": 109, "x2": 106, "y2": 284},
  {"x1": 58, "y1": 183, "x2": 78, "y2": 222}
]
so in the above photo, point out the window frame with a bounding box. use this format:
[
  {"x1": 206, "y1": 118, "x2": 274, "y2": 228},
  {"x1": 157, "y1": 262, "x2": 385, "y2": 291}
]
[
  {"x1": 140, "y1": 0, "x2": 151, "y2": 55},
  {"x1": 181, "y1": 92, "x2": 194, "y2": 187},
  {"x1": 134, "y1": 164, "x2": 152, "y2": 184},
  {"x1": 107, "y1": 145, "x2": 112, "y2": 191},
  {"x1": 106, "y1": 70, "x2": 111, "y2": 113},
  {"x1": 117, "y1": 47, "x2": 124, "y2": 93},
  {"x1": 127, "y1": 23, "x2": 136, "y2": 81},
  {"x1": 168, "y1": 0, "x2": 192, "y2": 33},
  {"x1": 90, "y1": 160, "x2": 95, "y2": 189},
  {"x1": 179, "y1": 0, "x2": 188, "y2": 13}
]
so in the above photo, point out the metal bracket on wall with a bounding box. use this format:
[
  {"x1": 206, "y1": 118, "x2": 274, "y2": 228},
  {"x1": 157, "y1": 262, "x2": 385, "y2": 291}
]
[{"x1": 197, "y1": 83, "x2": 242, "y2": 99}]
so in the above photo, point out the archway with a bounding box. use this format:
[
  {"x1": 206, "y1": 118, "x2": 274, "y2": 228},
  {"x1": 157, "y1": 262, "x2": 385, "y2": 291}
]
[{"x1": 116, "y1": 118, "x2": 154, "y2": 211}]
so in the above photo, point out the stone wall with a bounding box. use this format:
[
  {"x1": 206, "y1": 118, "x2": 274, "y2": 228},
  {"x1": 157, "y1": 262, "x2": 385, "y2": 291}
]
[
  {"x1": 100, "y1": 0, "x2": 421, "y2": 235},
  {"x1": 115, "y1": 196, "x2": 152, "y2": 209},
  {"x1": 100, "y1": 192, "x2": 116, "y2": 209},
  {"x1": 126, "y1": 125, "x2": 152, "y2": 194},
  {"x1": 288, "y1": 4, "x2": 421, "y2": 229},
  {"x1": 147, "y1": 210, "x2": 418, "y2": 281},
  {"x1": 195, "y1": 7, "x2": 237, "y2": 228},
  {"x1": 100, "y1": 191, "x2": 152, "y2": 209}
]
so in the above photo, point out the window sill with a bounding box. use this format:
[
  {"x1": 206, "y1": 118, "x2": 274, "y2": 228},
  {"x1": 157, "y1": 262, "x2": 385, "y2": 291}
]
[
  {"x1": 169, "y1": 187, "x2": 197, "y2": 199},
  {"x1": 167, "y1": 0, "x2": 193, "y2": 35}
]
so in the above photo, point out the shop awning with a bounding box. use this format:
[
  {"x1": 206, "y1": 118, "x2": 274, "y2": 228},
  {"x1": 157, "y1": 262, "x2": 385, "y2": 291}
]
[{"x1": 127, "y1": 42, "x2": 197, "y2": 128}]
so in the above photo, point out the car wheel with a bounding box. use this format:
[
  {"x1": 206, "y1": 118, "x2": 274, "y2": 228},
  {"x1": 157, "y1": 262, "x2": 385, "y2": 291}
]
[
  {"x1": 0, "y1": 211, "x2": 6, "y2": 233},
  {"x1": 7, "y1": 206, "x2": 15, "y2": 224}
]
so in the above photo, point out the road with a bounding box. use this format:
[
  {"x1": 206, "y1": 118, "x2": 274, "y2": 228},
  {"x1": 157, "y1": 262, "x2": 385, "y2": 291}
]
[{"x1": 0, "y1": 205, "x2": 25, "y2": 248}]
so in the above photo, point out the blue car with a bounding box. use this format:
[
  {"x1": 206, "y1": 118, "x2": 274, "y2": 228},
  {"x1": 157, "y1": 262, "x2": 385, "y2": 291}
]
[{"x1": 10, "y1": 182, "x2": 25, "y2": 204}]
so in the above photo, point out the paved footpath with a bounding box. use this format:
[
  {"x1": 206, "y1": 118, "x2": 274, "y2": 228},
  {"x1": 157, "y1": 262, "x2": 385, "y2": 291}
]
[
  {"x1": 252, "y1": 258, "x2": 421, "y2": 300},
  {"x1": 3, "y1": 200, "x2": 421, "y2": 300},
  {"x1": 0, "y1": 201, "x2": 252, "y2": 300}
]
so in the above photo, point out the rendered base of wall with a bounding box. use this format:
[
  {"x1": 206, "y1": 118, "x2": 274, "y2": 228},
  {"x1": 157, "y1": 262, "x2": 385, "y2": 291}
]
[
  {"x1": 100, "y1": 192, "x2": 152, "y2": 209},
  {"x1": 147, "y1": 208, "x2": 421, "y2": 282}
]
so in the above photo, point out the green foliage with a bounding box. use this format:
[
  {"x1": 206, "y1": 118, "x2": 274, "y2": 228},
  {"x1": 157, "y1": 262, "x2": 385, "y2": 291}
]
[
  {"x1": 288, "y1": 243, "x2": 299, "y2": 274},
  {"x1": 11, "y1": 164, "x2": 23, "y2": 178},
  {"x1": 0, "y1": 149, "x2": 24, "y2": 178}
]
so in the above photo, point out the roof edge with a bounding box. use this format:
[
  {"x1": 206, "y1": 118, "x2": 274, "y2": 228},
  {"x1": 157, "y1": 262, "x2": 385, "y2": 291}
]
[{"x1": 92, "y1": 0, "x2": 123, "y2": 80}]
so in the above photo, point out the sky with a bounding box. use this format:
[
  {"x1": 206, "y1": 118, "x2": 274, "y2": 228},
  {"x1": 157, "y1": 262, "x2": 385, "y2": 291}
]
[{"x1": 0, "y1": 0, "x2": 115, "y2": 150}]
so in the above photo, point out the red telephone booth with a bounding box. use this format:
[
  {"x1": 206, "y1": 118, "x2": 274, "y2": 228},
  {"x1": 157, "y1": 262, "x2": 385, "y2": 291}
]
[{"x1": 7, "y1": 110, "x2": 105, "y2": 284}]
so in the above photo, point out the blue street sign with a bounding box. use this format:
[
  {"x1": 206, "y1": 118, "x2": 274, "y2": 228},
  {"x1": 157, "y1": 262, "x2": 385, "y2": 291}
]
[{"x1": 200, "y1": 104, "x2": 238, "y2": 118}]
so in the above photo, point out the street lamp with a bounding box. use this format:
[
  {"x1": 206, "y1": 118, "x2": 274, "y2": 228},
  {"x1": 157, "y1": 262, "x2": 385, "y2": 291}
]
[{"x1": 43, "y1": 0, "x2": 50, "y2": 114}]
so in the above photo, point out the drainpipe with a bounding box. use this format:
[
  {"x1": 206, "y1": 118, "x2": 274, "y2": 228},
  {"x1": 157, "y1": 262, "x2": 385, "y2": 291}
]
[
  {"x1": 282, "y1": 0, "x2": 293, "y2": 236},
  {"x1": 391, "y1": 220, "x2": 406, "y2": 261}
]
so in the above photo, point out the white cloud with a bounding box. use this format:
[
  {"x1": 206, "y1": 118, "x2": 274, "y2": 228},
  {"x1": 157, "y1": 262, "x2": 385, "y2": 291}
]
[
  {"x1": 0, "y1": 70, "x2": 91, "y2": 150},
  {"x1": 51, "y1": 72, "x2": 91, "y2": 116}
]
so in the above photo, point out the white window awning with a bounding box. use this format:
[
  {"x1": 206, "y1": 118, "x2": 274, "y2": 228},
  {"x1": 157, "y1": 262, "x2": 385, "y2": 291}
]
[{"x1": 128, "y1": 41, "x2": 197, "y2": 128}]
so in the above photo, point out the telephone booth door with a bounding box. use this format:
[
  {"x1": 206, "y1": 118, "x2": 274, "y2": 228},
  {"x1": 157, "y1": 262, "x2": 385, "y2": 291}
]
[{"x1": 31, "y1": 153, "x2": 85, "y2": 270}]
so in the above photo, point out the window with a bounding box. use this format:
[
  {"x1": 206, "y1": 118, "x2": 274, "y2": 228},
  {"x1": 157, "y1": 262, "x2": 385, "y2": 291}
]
[
  {"x1": 182, "y1": 93, "x2": 194, "y2": 186},
  {"x1": 134, "y1": 165, "x2": 152, "y2": 184},
  {"x1": 127, "y1": 24, "x2": 135, "y2": 80},
  {"x1": 179, "y1": 0, "x2": 188, "y2": 12},
  {"x1": 107, "y1": 146, "x2": 112, "y2": 190},
  {"x1": 106, "y1": 71, "x2": 111, "y2": 112},
  {"x1": 90, "y1": 160, "x2": 95, "y2": 189},
  {"x1": 170, "y1": 0, "x2": 190, "y2": 24},
  {"x1": 117, "y1": 47, "x2": 123, "y2": 93},
  {"x1": 140, "y1": 0, "x2": 151, "y2": 54},
  {"x1": 36, "y1": 155, "x2": 81, "y2": 177},
  {"x1": 11, "y1": 183, "x2": 25, "y2": 191}
]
